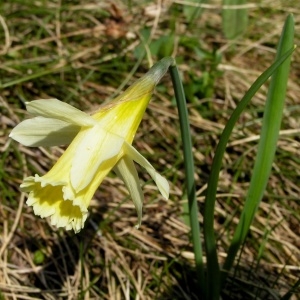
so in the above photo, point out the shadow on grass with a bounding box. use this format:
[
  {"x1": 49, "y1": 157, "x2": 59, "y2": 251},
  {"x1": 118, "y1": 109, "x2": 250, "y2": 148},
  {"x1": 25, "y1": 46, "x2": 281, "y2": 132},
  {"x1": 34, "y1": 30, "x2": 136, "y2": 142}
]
[
  {"x1": 16, "y1": 212, "x2": 106, "y2": 299},
  {"x1": 156, "y1": 259, "x2": 200, "y2": 300},
  {"x1": 157, "y1": 261, "x2": 291, "y2": 300}
]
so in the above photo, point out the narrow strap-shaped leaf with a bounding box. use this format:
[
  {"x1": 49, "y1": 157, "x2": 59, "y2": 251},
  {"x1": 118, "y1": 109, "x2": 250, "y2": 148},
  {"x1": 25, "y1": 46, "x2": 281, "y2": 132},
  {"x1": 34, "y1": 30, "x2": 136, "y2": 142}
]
[
  {"x1": 203, "y1": 15, "x2": 295, "y2": 298},
  {"x1": 221, "y1": 14, "x2": 295, "y2": 286}
]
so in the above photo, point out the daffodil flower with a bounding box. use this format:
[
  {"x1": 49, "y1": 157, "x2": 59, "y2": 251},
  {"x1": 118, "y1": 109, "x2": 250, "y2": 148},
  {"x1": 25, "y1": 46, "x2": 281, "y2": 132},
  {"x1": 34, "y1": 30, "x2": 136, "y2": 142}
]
[{"x1": 10, "y1": 57, "x2": 174, "y2": 233}]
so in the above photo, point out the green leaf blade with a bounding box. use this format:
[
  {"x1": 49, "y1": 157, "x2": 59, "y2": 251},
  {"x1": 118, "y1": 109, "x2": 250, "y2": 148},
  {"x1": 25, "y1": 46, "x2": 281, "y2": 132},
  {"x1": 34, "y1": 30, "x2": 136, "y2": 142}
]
[
  {"x1": 222, "y1": 0, "x2": 248, "y2": 39},
  {"x1": 222, "y1": 14, "x2": 295, "y2": 285}
]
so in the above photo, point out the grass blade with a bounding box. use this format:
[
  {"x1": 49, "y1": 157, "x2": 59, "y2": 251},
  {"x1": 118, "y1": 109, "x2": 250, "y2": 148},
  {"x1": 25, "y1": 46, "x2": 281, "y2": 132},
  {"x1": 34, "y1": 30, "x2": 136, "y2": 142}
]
[
  {"x1": 222, "y1": 0, "x2": 248, "y2": 39},
  {"x1": 280, "y1": 277, "x2": 300, "y2": 300},
  {"x1": 203, "y1": 15, "x2": 295, "y2": 298},
  {"x1": 183, "y1": 0, "x2": 206, "y2": 24},
  {"x1": 221, "y1": 14, "x2": 295, "y2": 285}
]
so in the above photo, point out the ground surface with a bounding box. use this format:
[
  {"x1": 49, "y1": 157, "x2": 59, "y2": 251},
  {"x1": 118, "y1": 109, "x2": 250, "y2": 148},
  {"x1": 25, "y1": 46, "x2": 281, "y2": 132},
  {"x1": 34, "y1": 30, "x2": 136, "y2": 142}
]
[{"x1": 0, "y1": 1, "x2": 299, "y2": 299}]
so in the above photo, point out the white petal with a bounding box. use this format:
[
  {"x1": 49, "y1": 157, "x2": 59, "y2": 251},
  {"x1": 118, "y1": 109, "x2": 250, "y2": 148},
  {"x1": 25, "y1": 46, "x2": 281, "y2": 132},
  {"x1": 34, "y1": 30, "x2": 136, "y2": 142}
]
[
  {"x1": 70, "y1": 125, "x2": 124, "y2": 192},
  {"x1": 124, "y1": 142, "x2": 169, "y2": 200},
  {"x1": 26, "y1": 99, "x2": 97, "y2": 127},
  {"x1": 114, "y1": 156, "x2": 143, "y2": 228},
  {"x1": 9, "y1": 116, "x2": 80, "y2": 147}
]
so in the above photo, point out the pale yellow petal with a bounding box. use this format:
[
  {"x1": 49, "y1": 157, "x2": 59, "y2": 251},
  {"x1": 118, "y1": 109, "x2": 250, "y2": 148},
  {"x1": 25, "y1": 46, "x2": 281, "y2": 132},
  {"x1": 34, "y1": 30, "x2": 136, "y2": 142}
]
[
  {"x1": 124, "y1": 142, "x2": 169, "y2": 200},
  {"x1": 26, "y1": 99, "x2": 96, "y2": 127},
  {"x1": 114, "y1": 156, "x2": 143, "y2": 228},
  {"x1": 9, "y1": 117, "x2": 79, "y2": 147},
  {"x1": 70, "y1": 125, "x2": 124, "y2": 192}
]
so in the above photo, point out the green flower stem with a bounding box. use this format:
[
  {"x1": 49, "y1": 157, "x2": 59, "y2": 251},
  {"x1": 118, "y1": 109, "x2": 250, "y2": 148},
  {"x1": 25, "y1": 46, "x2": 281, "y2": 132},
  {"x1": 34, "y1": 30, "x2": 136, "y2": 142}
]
[{"x1": 169, "y1": 62, "x2": 205, "y2": 296}]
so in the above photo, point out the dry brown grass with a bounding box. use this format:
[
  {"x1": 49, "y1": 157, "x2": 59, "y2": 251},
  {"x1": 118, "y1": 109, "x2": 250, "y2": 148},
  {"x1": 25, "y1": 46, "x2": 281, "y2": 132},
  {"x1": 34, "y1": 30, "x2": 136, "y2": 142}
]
[{"x1": 0, "y1": 0, "x2": 299, "y2": 299}]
